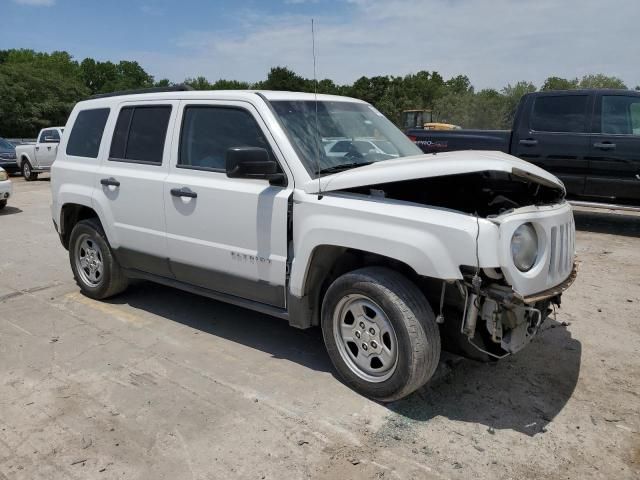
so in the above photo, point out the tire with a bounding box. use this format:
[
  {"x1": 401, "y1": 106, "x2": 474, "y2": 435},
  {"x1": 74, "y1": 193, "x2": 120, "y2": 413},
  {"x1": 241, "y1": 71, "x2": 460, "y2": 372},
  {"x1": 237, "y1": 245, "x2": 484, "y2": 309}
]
[
  {"x1": 0, "y1": 200, "x2": 6, "y2": 210},
  {"x1": 69, "y1": 218, "x2": 128, "y2": 299},
  {"x1": 21, "y1": 160, "x2": 38, "y2": 181},
  {"x1": 321, "y1": 266, "x2": 441, "y2": 402}
]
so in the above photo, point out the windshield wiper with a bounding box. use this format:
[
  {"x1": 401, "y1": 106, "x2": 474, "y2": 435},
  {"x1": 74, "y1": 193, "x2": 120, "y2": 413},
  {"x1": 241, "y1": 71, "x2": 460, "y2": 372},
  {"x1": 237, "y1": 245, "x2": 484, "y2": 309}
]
[{"x1": 318, "y1": 162, "x2": 374, "y2": 175}]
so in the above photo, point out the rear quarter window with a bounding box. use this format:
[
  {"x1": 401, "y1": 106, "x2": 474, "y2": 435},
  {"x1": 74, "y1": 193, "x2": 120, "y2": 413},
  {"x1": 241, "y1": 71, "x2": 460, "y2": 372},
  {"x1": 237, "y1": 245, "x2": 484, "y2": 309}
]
[{"x1": 66, "y1": 108, "x2": 111, "y2": 158}]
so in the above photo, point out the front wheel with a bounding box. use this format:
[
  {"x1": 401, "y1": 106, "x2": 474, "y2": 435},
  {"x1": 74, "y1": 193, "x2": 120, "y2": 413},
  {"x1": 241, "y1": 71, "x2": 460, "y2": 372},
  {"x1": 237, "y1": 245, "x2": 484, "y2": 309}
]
[
  {"x1": 0, "y1": 200, "x2": 6, "y2": 210},
  {"x1": 321, "y1": 267, "x2": 441, "y2": 402},
  {"x1": 21, "y1": 161, "x2": 38, "y2": 181}
]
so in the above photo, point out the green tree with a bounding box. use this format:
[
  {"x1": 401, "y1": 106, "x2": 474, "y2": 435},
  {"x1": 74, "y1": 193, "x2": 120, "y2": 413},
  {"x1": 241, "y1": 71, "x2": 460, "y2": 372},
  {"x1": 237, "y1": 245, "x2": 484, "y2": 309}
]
[
  {"x1": 501, "y1": 81, "x2": 536, "y2": 126},
  {"x1": 184, "y1": 76, "x2": 213, "y2": 90},
  {"x1": 211, "y1": 79, "x2": 251, "y2": 90},
  {"x1": 256, "y1": 66, "x2": 312, "y2": 92},
  {"x1": 0, "y1": 62, "x2": 88, "y2": 137},
  {"x1": 541, "y1": 76, "x2": 579, "y2": 91},
  {"x1": 81, "y1": 59, "x2": 154, "y2": 95},
  {"x1": 579, "y1": 74, "x2": 626, "y2": 89}
]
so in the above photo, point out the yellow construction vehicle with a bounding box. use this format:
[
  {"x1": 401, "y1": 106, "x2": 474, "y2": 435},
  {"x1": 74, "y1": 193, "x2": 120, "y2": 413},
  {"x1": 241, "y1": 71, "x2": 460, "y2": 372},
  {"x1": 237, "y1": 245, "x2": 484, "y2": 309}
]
[{"x1": 401, "y1": 109, "x2": 460, "y2": 131}]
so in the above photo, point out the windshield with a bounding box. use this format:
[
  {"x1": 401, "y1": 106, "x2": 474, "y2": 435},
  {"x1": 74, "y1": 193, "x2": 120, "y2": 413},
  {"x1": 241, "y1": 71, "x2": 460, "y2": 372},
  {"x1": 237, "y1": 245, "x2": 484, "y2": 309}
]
[
  {"x1": 270, "y1": 100, "x2": 422, "y2": 177},
  {"x1": 0, "y1": 139, "x2": 14, "y2": 150}
]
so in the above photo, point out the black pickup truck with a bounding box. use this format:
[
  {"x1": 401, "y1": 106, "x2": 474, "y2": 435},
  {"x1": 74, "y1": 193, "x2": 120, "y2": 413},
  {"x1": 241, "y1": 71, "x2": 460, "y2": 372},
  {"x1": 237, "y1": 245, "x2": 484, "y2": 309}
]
[{"x1": 408, "y1": 89, "x2": 640, "y2": 204}]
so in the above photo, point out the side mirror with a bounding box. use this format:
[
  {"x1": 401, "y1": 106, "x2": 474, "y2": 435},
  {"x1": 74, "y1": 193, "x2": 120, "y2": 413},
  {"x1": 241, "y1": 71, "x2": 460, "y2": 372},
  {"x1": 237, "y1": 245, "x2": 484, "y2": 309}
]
[{"x1": 226, "y1": 147, "x2": 286, "y2": 186}]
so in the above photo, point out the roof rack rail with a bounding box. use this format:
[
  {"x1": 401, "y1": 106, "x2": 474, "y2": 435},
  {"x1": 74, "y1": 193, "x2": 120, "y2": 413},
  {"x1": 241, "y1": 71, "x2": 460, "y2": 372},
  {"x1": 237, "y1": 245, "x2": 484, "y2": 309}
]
[{"x1": 89, "y1": 84, "x2": 194, "y2": 100}]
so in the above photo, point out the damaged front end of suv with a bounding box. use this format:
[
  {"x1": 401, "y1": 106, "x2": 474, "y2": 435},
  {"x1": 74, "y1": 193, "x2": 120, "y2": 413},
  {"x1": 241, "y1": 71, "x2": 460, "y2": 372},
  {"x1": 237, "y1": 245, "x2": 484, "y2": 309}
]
[{"x1": 307, "y1": 150, "x2": 577, "y2": 360}]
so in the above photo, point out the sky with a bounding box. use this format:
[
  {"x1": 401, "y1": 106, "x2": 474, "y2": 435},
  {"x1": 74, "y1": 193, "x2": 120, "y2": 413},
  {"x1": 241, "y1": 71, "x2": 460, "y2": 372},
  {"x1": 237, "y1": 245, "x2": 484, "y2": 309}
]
[{"x1": 2, "y1": 0, "x2": 639, "y2": 90}]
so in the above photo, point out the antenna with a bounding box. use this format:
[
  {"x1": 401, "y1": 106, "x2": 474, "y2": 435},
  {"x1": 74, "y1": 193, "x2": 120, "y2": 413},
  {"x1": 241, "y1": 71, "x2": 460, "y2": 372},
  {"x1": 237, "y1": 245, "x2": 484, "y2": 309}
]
[{"x1": 312, "y1": 18, "x2": 322, "y2": 200}]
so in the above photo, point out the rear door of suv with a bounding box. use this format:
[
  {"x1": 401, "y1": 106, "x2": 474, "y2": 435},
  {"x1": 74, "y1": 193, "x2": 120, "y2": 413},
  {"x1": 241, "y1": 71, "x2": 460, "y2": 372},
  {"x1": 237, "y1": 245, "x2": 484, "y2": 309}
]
[
  {"x1": 586, "y1": 91, "x2": 640, "y2": 202},
  {"x1": 163, "y1": 100, "x2": 293, "y2": 307},
  {"x1": 94, "y1": 101, "x2": 178, "y2": 277},
  {"x1": 511, "y1": 92, "x2": 593, "y2": 197}
]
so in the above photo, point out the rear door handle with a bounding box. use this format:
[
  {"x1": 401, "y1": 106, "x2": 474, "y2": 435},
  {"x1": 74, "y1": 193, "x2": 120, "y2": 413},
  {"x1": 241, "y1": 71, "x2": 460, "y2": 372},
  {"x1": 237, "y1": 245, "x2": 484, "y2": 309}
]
[
  {"x1": 519, "y1": 139, "x2": 538, "y2": 147},
  {"x1": 593, "y1": 142, "x2": 616, "y2": 150},
  {"x1": 47, "y1": 146, "x2": 52, "y2": 151},
  {"x1": 170, "y1": 187, "x2": 197, "y2": 199},
  {"x1": 100, "y1": 177, "x2": 120, "y2": 187}
]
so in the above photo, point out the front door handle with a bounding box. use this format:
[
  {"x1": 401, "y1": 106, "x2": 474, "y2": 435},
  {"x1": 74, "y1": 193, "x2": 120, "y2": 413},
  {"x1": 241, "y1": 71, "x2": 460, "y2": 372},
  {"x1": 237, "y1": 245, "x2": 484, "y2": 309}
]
[
  {"x1": 170, "y1": 187, "x2": 197, "y2": 199},
  {"x1": 35, "y1": 146, "x2": 40, "y2": 151},
  {"x1": 593, "y1": 142, "x2": 616, "y2": 150},
  {"x1": 100, "y1": 177, "x2": 120, "y2": 187},
  {"x1": 519, "y1": 139, "x2": 538, "y2": 147}
]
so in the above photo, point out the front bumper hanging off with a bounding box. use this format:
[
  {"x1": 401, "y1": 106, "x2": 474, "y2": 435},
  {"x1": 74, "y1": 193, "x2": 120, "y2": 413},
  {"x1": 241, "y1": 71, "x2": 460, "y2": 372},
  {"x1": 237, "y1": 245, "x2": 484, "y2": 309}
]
[{"x1": 461, "y1": 262, "x2": 578, "y2": 358}]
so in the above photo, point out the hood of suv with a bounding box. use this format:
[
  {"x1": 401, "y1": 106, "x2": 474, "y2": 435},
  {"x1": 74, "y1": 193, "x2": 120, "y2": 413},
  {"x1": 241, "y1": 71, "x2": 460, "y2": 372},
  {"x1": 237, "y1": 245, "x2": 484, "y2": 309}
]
[{"x1": 303, "y1": 150, "x2": 564, "y2": 194}]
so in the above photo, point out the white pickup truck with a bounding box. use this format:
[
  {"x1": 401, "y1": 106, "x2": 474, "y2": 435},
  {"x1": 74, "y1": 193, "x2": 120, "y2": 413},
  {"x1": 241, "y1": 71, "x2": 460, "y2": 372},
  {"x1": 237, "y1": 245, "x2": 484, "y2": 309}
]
[
  {"x1": 51, "y1": 88, "x2": 577, "y2": 401},
  {"x1": 16, "y1": 127, "x2": 64, "y2": 180}
]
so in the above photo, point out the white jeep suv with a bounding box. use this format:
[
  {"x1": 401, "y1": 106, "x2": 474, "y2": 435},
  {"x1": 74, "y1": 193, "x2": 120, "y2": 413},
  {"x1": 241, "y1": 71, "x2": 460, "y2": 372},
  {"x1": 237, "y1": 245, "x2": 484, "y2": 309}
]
[{"x1": 51, "y1": 87, "x2": 576, "y2": 401}]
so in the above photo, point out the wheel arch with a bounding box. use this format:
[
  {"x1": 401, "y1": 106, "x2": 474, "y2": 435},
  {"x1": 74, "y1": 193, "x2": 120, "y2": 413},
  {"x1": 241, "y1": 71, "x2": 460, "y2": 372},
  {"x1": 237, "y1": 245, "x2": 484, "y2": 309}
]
[
  {"x1": 288, "y1": 245, "x2": 427, "y2": 329},
  {"x1": 18, "y1": 154, "x2": 31, "y2": 169},
  {"x1": 59, "y1": 202, "x2": 102, "y2": 250}
]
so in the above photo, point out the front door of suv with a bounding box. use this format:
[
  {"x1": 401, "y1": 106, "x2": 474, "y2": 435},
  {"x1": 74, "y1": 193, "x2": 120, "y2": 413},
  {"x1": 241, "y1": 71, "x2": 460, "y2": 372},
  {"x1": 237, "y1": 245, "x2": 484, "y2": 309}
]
[
  {"x1": 163, "y1": 101, "x2": 292, "y2": 308},
  {"x1": 511, "y1": 93, "x2": 593, "y2": 197},
  {"x1": 95, "y1": 101, "x2": 178, "y2": 277}
]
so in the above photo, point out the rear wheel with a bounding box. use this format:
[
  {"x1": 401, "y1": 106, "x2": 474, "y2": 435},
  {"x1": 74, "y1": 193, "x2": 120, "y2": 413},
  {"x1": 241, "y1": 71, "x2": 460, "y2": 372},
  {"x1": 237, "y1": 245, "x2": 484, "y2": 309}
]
[
  {"x1": 21, "y1": 160, "x2": 38, "y2": 181},
  {"x1": 321, "y1": 267, "x2": 441, "y2": 402},
  {"x1": 69, "y1": 219, "x2": 128, "y2": 299}
]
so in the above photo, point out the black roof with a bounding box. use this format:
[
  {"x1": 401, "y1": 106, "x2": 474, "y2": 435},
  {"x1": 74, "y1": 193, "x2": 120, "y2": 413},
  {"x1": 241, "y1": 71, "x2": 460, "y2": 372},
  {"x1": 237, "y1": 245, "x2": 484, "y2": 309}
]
[{"x1": 89, "y1": 84, "x2": 194, "y2": 100}]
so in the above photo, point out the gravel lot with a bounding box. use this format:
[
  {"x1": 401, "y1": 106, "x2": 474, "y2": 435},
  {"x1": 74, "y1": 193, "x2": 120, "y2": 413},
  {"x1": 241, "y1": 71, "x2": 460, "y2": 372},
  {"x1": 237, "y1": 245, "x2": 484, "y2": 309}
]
[{"x1": 1, "y1": 175, "x2": 639, "y2": 480}]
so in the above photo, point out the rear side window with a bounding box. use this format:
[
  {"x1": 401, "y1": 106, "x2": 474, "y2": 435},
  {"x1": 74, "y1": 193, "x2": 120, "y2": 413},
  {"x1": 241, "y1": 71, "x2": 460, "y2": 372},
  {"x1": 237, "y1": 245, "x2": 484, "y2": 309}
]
[
  {"x1": 178, "y1": 106, "x2": 273, "y2": 171},
  {"x1": 531, "y1": 96, "x2": 588, "y2": 133},
  {"x1": 66, "y1": 109, "x2": 110, "y2": 158},
  {"x1": 601, "y1": 95, "x2": 640, "y2": 135},
  {"x1": 110, "y1": 106, "x2": 172, "y2": 164}
]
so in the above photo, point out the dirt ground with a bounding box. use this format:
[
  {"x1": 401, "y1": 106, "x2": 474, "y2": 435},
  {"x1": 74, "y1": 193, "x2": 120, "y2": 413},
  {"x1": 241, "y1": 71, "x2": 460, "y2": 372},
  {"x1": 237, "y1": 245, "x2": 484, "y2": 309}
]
[{"x1": 0, "y1": 175, "x2": 638, "y2": 480}]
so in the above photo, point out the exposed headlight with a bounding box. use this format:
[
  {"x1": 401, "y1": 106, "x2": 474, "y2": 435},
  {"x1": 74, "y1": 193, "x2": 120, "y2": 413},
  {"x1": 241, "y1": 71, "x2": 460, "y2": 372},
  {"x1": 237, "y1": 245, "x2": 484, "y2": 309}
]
[
  {"x1": 0, "y1": 171, "x2": 8, "y2": 181},
  {"x1": 511, "y1": 223, "x2": 538, "y2": 272}
]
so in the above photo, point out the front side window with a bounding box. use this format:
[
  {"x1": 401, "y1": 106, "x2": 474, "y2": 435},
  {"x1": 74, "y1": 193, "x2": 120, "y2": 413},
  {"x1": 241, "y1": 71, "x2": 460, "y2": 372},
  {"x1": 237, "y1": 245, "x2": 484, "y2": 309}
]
[
  {"x1": 601, "y1": 95, "x2": 640, "y2": 135},
  {"x1": 178, "y1": 106, "x2": 274, "y2": 171},
  {"x1": 270, "y1": 100, "x2": 422, "y2": 177},
  {"x1": 531, "y1": 96, "x2": 588, "y2": 133},
  {"x1": 66, "y1": 108, "x2": 110, "y2": 158},
  {"x1": 110, "y1": 105, "x2": 172, "y2": 164}
]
